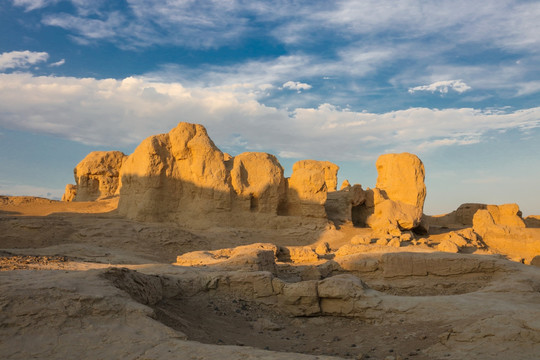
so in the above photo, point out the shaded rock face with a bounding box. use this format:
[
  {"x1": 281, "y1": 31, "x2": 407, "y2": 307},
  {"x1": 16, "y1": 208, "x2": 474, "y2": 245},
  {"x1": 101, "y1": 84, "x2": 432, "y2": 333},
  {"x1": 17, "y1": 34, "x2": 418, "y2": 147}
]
[
  {"x1": 455, "y1": 203, "x2": 487, "y2": 225},
  {"x1": 326, "y1": 184, "x2": 366, "y2": 224},
  {"x1": 69, "y1": 151, "x2": 127, "y2": 201},
  {"x1": 284, "y1": 160, "x2": 339, "y2": 218},
  {"x1": 119, "y1": 123, "x2": 235, "y2": 222},
  {"x1": 353, "y1": 153, "x2": 426, "y2": 232},
  {"x1": 117, "y1": 122, "x2": 336, "y2": 224},
  {"x1": 230, "y1": 152, "x2": 286, "y2": 213},
  {"x1": 525, "y1": 215, "x2": 540, "y2": 228}
]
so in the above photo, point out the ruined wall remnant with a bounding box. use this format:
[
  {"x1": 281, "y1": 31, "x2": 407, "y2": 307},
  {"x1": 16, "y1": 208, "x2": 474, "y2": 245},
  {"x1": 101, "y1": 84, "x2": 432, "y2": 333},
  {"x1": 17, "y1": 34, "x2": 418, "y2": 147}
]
[
  {"x1": 65, "y1": 122, "x2": 432, "y2": 231},
  {"x1": 114, "y1": 122, "x2": 337, "y2": 226},
  {"x1": 63, "y1": 151, "x2": 127, "y2": 202},
  {"x1": 353, "y1": 153, "x2": 426, "y2": 233}
]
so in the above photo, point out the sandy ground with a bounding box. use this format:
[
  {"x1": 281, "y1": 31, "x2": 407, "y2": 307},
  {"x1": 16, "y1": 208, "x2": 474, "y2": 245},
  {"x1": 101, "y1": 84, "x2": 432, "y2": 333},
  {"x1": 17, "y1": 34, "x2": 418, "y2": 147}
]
[{"x1": 1, "y1": 196, "x2": 540, "y2": 360}]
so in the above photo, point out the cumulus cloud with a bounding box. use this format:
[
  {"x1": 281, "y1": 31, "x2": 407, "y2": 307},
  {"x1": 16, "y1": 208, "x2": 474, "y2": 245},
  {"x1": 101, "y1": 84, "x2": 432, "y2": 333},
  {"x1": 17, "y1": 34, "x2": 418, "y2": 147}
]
[
  {"x1": 408, "y1": 80, "x2": 471, "y2": 94},
  {"x1": 282, "y1": 81, "x2": 312, "y2": 92},
  {"x1": 0, "y1": 73, "x2": 539, "y2": 162},
  {"x1": 0, "y1": 51, "x2": 49, "y2": 71}
]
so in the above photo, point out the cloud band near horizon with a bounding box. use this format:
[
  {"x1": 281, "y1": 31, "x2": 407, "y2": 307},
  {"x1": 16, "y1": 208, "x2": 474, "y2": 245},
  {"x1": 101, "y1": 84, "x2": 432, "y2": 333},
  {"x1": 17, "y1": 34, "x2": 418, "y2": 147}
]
[{"x1": 0, "y1": 72, "x2": 538, "y2": 162}]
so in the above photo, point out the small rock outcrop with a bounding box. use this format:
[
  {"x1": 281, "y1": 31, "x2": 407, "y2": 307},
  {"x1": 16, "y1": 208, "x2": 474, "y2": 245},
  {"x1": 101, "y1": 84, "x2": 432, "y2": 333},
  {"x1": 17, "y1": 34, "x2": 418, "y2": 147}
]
[
  {"x1": 425, "y1": 203, "x2": 488, "y2": 227},
  {"x1": 230, "y1": 152, "x2": 286, "y2": 213},
  {"x1": 455, "y1": 203, "x2": 488, "y2": 225},
  {"x1": 473, "y1": 204, "x2": 540, "y2": 263},
  {"x1": 354, "y1": 153, "x2": 426, "y2": 233},
  {"x1": 65, "y1": 151, "x2": 126, "y2": 201},
  {"x1": 325, "y1": 184, "x2": 366, "y2": 224},
  {"x1": 285, "y1": 160, "x2": 339, "y2": 218},
  {"x1": 61, "y1": 184, "x2": 77, "y2": 202}
]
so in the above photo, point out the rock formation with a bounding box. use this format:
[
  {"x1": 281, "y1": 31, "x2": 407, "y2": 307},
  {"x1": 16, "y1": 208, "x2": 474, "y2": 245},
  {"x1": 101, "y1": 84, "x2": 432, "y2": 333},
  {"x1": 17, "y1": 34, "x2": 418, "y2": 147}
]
[
  {"x1": 375, "y1": 152, "x2": 426, "y2": 208},
  {"x1": 325, "y1": 184, "x2": 366, "y2": 224},
  {"x1": 61, "y1": 184, "x2": 77, "y2": 202},
  {"x1": 285, "y1": 160, "x2": 339, "y2": 218},
  {"x1": 64, "y1": 151, "x2": 126, "y2": 202},
  {"x1": 353, "y1": 153, "x2": 426, "y2": 233},
  {"x1": 63, "y1": 123, "x2": 433, "y2": 233},
  {"x1": 118, "y1": 124, "x2": 232, "y2": 222},
  {"x1": 472, "y1": 203, "x2": 539, "y2": 263},
  {"x1": 425, "y1": 203, "x2": 488, "y2": 227},
  {"x1": 116, "y1": 122, "x2": 337, "y2": 226},
  {"x1": 230, "y1": 152, "x2": 286, "y2": 213}
]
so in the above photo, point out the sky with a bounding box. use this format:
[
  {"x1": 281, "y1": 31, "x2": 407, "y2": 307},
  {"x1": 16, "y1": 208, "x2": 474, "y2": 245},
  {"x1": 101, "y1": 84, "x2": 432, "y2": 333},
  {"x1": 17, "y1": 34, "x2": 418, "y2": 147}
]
[{"x1": 0, "y1": 0, "x2": 539, "y2": 216}]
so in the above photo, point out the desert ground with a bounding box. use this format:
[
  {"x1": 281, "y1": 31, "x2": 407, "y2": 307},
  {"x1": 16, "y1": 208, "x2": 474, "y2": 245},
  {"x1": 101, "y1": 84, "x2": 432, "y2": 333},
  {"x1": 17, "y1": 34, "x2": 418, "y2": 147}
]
[{"x1": 2, "y1": 123, "x2": 540, "y2": 360}]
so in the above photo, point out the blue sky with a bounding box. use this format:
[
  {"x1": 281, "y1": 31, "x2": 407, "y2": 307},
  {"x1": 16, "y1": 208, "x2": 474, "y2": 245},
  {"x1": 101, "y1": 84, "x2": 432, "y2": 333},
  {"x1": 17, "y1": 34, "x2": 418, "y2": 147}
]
[{"x1": 1, "y1": 0, "x2": 539, "y2": 215}]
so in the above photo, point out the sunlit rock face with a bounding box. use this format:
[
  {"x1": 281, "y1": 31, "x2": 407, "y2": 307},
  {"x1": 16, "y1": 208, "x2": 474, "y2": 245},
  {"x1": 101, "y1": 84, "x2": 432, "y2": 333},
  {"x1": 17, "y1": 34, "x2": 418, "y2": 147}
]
[
  {"x1": 285, "y1": 160, "x2": 339, "y2": 218},
  {"x1": 116, "y1": 122, "x2": 338, "y2": 226},
  {"x1": 67, "y1": 123, "x2": 430, "y2": 232},
  {"x1": 230, "y1": 152, "x2": 286, "y2": 214},
  {"x1": 472, "y1": 203, "x2": 540, "y2": 263},
  {"x1": 375, "y1": 152, "x2": 426, "y2": 209},
  {"x1": 61, "y1": 184, "x2": 77, "y2": 202},
  {"x1": 67, "y1": 151, "x2": 127, "y2": 201},
  {"x1": 353, "y1": 153, "x2": 426, "y2": 233},
  {"x1": 117, "y1": 123, "x2": 231, "y2": 222}
]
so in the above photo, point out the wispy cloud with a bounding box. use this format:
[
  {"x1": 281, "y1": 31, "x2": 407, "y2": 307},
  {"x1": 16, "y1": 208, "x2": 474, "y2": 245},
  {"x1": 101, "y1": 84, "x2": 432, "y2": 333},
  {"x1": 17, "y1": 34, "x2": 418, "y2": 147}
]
[
  {"x1": 17, "y1": 1, "x2": 539, "y2": 53},
  {"x1": 49, "y1": 59, "x2": 65, "y2": 67},
  {"x1": 1, "y1": 73, "x2": 538, "y2": 162},
  {"x1": 8, "y1": 1, "x2": 540, "y2": 99},
  {"x1": 0, "y1": 50, "x2": 49, "y2": 71},
  {"x1": 408, "y1": 80, "x2": 471, "y2": 94},
  {"x1": 12, "y1": 0, "x2": 59, "y2": 12}
]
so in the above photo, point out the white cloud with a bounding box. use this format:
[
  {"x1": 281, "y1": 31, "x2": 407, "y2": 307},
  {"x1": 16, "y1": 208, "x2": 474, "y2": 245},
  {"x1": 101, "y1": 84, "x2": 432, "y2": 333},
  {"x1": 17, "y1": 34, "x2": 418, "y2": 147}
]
[
  {"x1": 10, "y1": 1, "x2": 540, "y2": 98},
  {"x1": 145, "y1": 47, "x2": 396, "y2": 97},
  {"x1": 0, "y1": 50, "x2": 49, "y2": 71},
  {"x1": 0, "y1": 73, "x2": 539, "y2": 162},
  {"x1": 282, "y1": 81, "x2": 312, "y2": 92},
  {"x1": 408, "y1": 80, "x2": 471, "y2": 94},
  {"x1": 49, "y1": 59, "x2": 65, "y2": 67}
]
